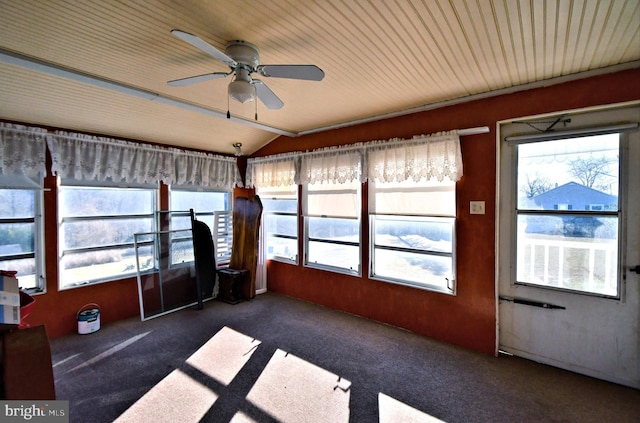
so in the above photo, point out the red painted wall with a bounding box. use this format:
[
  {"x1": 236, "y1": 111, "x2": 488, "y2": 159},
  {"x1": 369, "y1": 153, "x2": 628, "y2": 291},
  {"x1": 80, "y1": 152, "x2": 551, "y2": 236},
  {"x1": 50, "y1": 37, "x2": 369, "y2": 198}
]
[
  {"x1": 20, "y1": 68, "x2": 640, "y2": 349},
  {"x1": 254, "y1": 68, "x2": 640, "y2": 355}
]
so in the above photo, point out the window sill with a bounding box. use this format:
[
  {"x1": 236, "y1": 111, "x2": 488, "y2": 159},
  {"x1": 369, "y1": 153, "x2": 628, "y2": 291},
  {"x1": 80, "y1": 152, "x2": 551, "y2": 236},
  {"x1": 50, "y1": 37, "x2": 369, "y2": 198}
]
[
  {"x1": 370, "y1": 275, "x2": 456, "y2": 296},
  {"x1": 304, "y1": 262, "x2": 360, "y2": 277}
]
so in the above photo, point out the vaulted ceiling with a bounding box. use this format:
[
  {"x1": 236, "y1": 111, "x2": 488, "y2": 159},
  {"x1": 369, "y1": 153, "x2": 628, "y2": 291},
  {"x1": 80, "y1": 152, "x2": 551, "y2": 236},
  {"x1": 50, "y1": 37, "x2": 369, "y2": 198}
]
[{"x1": 1, "y1": 0, "x2": 638, "y2": 155}]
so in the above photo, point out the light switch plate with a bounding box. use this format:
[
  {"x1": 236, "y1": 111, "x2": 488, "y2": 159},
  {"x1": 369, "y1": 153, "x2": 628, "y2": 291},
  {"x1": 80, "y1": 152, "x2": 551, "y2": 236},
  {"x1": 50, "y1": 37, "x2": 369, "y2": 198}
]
[{"x1": 470, "y1": 201, "x2": 485, "y2": 215}]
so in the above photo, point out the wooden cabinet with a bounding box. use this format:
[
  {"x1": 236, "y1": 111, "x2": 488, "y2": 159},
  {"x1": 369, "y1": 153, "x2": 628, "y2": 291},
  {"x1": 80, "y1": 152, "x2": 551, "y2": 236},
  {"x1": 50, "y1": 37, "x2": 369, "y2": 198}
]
[{"x1": 1, "y1": 325, "x2": 55, "y2": 399}]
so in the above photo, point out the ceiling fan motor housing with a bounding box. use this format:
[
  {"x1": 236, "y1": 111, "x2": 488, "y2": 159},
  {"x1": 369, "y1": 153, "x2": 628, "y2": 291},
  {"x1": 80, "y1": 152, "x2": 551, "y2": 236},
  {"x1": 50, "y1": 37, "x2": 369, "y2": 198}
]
[{"x1": 225, "y1": 40, "x2": 260, "y2": 70}]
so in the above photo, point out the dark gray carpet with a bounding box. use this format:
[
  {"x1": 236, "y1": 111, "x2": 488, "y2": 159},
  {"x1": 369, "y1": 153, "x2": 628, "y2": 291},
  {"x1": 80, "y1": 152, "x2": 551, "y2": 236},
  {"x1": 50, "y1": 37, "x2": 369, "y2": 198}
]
[{"x1": 50, "y1": 292, "x2": 640, "y2": 422}]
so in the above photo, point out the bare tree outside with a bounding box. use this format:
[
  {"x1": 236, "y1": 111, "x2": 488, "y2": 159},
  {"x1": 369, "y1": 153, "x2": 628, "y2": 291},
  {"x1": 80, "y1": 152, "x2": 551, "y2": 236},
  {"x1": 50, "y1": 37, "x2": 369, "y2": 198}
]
[
  {"x1": 568, "y1": 156, "x2": 616, "y2": 190},
  {"x1": 522, "y1": 173, "x2": 553, "y2": 198}
]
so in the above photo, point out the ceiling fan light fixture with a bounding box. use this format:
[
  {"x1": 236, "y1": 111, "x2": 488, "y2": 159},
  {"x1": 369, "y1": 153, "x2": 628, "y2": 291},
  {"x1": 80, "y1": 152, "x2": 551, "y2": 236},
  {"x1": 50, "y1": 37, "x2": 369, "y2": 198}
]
[{"x1": 229, "y1": 80, "x2": 255, "y2": 103}]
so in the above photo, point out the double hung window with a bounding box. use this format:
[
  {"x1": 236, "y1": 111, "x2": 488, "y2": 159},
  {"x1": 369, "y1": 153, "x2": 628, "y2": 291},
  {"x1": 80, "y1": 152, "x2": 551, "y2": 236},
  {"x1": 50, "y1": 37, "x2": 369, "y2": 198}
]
[
  {"x1": 0, "y1": 181, "x2": 44, "y2": 291},
  {"x1": 367, "y1": 135, "x2": 460, "y2": 294},
  {"x1": 58, "y1": 183, "x2": 157, "y2": 289},
  {"x1": 303, "y1": 179, "x2": 361, "y2": 273},
  {"x1": 0, "y1": 123, "x2": 47, "y2": 292},
  {"x1": 369, "y1": 178, "x2": 456, "y2": 293},
  {"x1": 259, "y1": 184, "x2": 298, "y2": 263},
  {"x1": 168, "y1": 188, "x2": 232, "y2": 267}
]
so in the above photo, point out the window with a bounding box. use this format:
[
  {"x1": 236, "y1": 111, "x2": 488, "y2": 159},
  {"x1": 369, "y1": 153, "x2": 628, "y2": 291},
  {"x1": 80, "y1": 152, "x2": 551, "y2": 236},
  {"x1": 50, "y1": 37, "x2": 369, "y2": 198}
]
[
  {"x1": 303, "y1": 180, "x2": 360, "y2": 273},
  {"x1": 514, "y1": 133, "x2": 620, "y2": 296},
  {"x1": 369, "y1": 178, "x2": 456, "y2": 293},
  {"x1": 58, "y1": 184, "x2": 157, "y2": 289},
  {"x1": 259, "y1": 185, "x2": 298, "y2": 263},
  {"x1": 169, "y1": 188, "x2": 232, "y2": 267},
  {"x1": 0, "y1": 186, "x2": 44, "y2": 292}
]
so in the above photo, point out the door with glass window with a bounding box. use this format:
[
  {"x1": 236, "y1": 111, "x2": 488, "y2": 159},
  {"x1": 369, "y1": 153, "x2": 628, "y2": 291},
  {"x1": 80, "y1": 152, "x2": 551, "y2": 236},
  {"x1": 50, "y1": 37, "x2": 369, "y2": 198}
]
[{"x1": 498, "y1": 104, "x2": 640, "y2": 388}]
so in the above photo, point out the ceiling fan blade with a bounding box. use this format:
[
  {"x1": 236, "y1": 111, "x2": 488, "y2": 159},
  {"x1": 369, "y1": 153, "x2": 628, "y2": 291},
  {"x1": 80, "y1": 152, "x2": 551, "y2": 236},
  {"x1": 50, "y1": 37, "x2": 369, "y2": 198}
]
[
  {"x1": 258, "y1": 64, "x2": 324, "y2": 81},
  {"x1": 167, "y1": 72, "x2": 229, "y2": 87},
  {"x1": 253, "y1": 79, "x2": 284, "y2": 109},
  {"x1": 171, "y1": 29, "x2": 237, "y2": 68}
]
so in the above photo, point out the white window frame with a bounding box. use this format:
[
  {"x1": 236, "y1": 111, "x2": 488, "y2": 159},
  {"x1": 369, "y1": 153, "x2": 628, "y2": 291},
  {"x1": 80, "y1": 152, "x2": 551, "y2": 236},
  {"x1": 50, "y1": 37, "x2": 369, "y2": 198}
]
[
  {"x1": 168, "y1": 187, "x2": 232, "y2": 269},
  {"x1": 368, "y1": 176, "x2": 457, "y2": 295},
  {"x1": 500, "y1": 106, "x2": 639, "y2": 299},
  {"x1": 0, "y1": 184, "x2": 45, "y2": 293},
  {"x1": 302, "y1": 181, "x2": 361, "y2": 275},
  {"x1": 369, "y1": 214, "x2": 456, "y2": 294},
  {"x1": 510, "y1": 133, "x2": 623, "y2": 298},
  {"x1": 259, "y1": 186, "x2": 299, "y2": 264},
  {"x1": 58, "y1": 181, "x2": 158, "y2": 289}
]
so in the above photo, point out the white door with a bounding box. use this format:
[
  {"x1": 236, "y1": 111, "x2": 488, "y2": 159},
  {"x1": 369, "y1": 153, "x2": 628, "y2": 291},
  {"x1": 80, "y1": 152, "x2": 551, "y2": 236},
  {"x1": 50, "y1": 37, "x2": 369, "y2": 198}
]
[{"x1": 497, "y1": 103, "x2": 640, "y2": 389}]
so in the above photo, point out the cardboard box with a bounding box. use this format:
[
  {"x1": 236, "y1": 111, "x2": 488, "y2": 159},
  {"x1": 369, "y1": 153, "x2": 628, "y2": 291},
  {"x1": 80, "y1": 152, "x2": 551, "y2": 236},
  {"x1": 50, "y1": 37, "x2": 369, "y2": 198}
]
[{"x1": 0, "y1": 275, "x2": 20, "y2": 327}]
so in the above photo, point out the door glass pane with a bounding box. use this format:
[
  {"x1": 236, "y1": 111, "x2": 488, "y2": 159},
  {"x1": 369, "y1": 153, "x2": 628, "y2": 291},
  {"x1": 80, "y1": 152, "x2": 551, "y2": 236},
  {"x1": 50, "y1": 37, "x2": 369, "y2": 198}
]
[
  {"x1": 517, "y1": 215, "x2": 618, "y2": 296},
  {"x1": 517, "y1": 135, "x2": 619, "y2": 210},
  {"x1": 516, "y1": 134, "x2": 620, "y2": 296}
]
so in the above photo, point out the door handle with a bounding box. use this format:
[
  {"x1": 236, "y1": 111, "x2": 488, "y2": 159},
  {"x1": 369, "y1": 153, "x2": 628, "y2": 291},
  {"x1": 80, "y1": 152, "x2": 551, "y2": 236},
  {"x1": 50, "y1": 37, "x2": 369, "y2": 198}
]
[
  {"x1": 499, "y1": 296, "x2": 565, "y2": 310},
  {"x1": 630, "y1": 265, "x2": 640, "y2": 274}
]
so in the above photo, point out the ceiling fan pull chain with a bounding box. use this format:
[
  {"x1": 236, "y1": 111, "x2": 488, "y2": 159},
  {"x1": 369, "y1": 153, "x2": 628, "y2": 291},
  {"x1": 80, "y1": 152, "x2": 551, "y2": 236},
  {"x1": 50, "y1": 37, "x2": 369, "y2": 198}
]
[
  {"x1": 227, "y1": 85, "x2": 231, "y2": 119},
  {"x1": 255, "y1": 86, "x2": 258, "y2": 121}
]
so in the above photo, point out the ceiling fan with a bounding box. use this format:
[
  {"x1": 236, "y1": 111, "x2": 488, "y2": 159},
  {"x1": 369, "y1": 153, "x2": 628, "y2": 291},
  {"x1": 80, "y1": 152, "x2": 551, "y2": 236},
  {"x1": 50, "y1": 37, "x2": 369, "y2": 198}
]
[{"x1": 168, "y1": 29, "x2": 324, "y2": 115}]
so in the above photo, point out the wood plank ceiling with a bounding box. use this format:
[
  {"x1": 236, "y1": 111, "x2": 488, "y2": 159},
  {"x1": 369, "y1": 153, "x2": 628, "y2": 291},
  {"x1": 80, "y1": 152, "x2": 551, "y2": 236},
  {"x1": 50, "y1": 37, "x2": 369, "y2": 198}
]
[{"x1": 0, "y1": 0, "x2": 638, "y2": 155}]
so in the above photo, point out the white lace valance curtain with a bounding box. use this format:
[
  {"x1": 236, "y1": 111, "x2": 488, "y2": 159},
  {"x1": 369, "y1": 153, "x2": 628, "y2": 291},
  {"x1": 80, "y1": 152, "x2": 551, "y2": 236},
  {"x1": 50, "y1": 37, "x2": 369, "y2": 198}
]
[
  {"x1": 45, "y1": 131, "x2": 240, "y2": 189},
  {"x1": 173, "y1": 149, "x2": 242, "y2": 189},
  {"x1": 246, "y1": 153, "x2": 299, "y2": 188},
  {"x1": 47, "y1": 131, "x2": 175, "y2": 184},
  {"x1": 300, "y1": 146, "x2": 363, "y2": 185},
  {"x1": 248, "y1": 130, "x2": 462, "y2": 187},
  {"x1": 0, "y1": 123, "x2": 48, "y2": 184},
  {"x1": 366, "y1": 131, "x2": 462, "y2": 183}
]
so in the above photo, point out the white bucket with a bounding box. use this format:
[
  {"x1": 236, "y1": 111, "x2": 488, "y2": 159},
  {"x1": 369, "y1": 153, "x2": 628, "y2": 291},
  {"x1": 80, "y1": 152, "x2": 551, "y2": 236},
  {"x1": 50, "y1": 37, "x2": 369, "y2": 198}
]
[{"x1": 77, "y1": 303, "x2": 100, "y2": 335}]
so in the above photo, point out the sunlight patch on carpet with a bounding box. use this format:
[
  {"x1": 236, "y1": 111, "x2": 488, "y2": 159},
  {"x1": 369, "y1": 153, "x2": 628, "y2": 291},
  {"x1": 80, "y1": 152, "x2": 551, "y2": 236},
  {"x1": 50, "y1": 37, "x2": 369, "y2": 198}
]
[
  {"x1": 114, "y1": 368, "x2": 218, "y2": 423},
  {"x1": 67, "y1": 331, "x2": 152, "y2": 372},
  {"x1": 52, "y1": 353, "x2": 81, "y2": 367},
  {"x1": 229, "y1": 411, "x2": 257, "y2": 423},
  {"x1": 245, "y1": 348, "x2": 351, "y2": 423},
  {"x1": 186, "y1": 326, "x2": 261, "y2": 385},
  {"x1": 379, "y1": 392, "x2": 446, "y2": 422}
]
